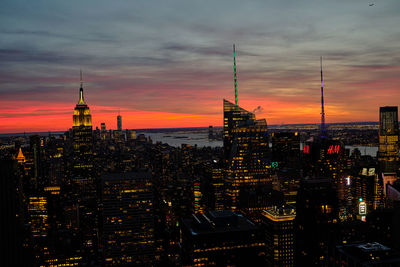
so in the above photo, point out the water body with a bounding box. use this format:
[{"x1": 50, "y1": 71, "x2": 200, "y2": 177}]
[
  {"x1": 144, "y1": 132, "x2": 379, "y2": 157},
  {"x1": 143, "y1": 132, "x2": 222, "y2": 148},
  {"x1": 345, "y1": 146, "x2": 378, "y2": 158}
]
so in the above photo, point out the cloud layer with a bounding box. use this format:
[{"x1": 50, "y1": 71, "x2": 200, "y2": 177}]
[{"x1": 1, "y1": 0, "x2": 400, "y2": 133}]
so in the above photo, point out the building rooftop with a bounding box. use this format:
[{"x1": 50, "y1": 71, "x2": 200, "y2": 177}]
[
  {"x1": 337, "y1": 242, "x2": 400, "y2": 265},
  {"x1": 357, "y1": 242, "x2": 390, "y2": 252},
  {"x1": 183, "y1": 210, "x2": 259, "y2": 236},
  {"x1": 262, "y1": 205, "x2": 296, "y2": 222}
]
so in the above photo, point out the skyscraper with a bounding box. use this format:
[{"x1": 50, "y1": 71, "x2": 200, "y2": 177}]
[
  {"x1": 223, "y1": 100, "x2": 271, "y2": 211},
  {"x1": 117, "y1": 113, "x2": 122, "y2": 131},
  {"x1": 72, "y1": 72, "x2": 93, "y2": 193},
  {"x1": 71, "y1": 72, "x2": 98, "y2": 263},
  {"x1": 223, "y1": 99, "x2": 255, "y2": 162},
  {"x1": 378, "y1": 106, "x2": 399, "y2": 173},
  {"x1": 223, "y1": 45, "x2": 271, "y2": 212},
  {"x1": 102, "y1": 171, "x2": 154, "y2": 266},
  {"x1": 262, "y1": 205, "x2": 296, "y2": 266}
]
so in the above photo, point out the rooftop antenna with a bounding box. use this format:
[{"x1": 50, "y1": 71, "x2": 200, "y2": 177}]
[
  {"x1": 80, "y1": 69, "x2": 83, "y2": 88},
  {"x1": 320, "y1": 56, "x2": 326, "y2": 138},
  {"x1": 78, "y1": 69, "x2": 85, "y2": 105},
  {"x1": 233, "y1": 44, "x2": 238, "y2": 106}
]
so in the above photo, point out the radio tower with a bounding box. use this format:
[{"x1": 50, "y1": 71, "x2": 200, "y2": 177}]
[
  {"x1": 233, "y1": 44, "x2": 238, "y2": 106},
  {"x1": 320, "y1": 56, "x2": 326, "y2": 138}
]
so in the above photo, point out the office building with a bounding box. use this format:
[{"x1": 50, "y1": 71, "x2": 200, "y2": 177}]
[
  {"x1": 181, "y1": 210, "x2": 265, "y2": 266},
  {"x1": 28, "y1": 196, "x2": 48, "y2": 238},
  {"x1": 102, "y1": 171, "x2": 154, "y2": 266},
  {"x1": 262, "y1": 205, "x2": 296, "y2": 267},
  {"x1": 224, "y1": 101, "x2": 271, "y2": 210},
  {"x1": 378, "y1": 106, "x2": 399, "y2": 173}
]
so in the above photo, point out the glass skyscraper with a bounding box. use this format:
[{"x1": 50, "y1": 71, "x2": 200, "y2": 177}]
[
  {"x1": 378, "y1": 106, "x2": 399, "y2": 173},
  {"x1": 223, "y1": 99, "x2": 271, "y2": 211}
]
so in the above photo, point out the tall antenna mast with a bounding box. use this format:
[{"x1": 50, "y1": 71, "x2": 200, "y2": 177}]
[
  {"x1": 320, "y1": 56, "x2": 326, "y2": 138},
  {"x1": 78, "y1": 69, "x2": 85, "y2": 105},
  {"x1": 80, "y1": 69, "x2": 83, "y2": 88},
  {"x1": 233, "y1": 44, "x2": 238, "y2": 106}
]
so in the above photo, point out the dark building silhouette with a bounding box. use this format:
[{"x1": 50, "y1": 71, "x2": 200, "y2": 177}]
[
  {"x1": 117, "y1": 114, "x2": 122, "y2": 131},
  {"x1": 296, "y1": 178, "x2": 338, "y2": 266},
  {"x1": 0, "y1": 159, "x2": 33, "y2": 266},
  {"x1": 271, "y1": 132, "x2": 300, "y2": 169}
]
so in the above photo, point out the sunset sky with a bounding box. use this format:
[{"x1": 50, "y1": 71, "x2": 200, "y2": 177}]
[{"x1": 1, "y1": 0, "x2": 400, "y2": 133}]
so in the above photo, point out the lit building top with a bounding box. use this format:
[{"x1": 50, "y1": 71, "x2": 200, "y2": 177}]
[
  {"x1": 73, "y1": 73, "x2": 92, "y2": 128},
  {"x1": 16, "y1": 147, "x2": 25, "y2": 163},
  {"x1": 262, "y1": 205, "x2": 296, "y2": 222}
]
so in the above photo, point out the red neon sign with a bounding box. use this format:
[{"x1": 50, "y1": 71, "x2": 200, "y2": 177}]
[
  {"x1": 303, "y1": 145, "x2": 310, "y2": 154},
  {"x1": 327, "y1": 145, "x2": 340, "y2": 154}
]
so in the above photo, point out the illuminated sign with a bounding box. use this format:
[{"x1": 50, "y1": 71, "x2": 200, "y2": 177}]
[
  {"x1": 271, "y1": 162, "x2": 278, "y2": 168},
  {"x1": 194, "y1": 182, "x2": 201, "y2": 213},
  {"x1": 345, "y1": 177, "x2": 351, "y2": 186},
  {"x1": 303, "y1": 145, "x2": 310, "y2": 154},
  {"x1": 327, "y1": 145, "x2": 340, "y2": 154},
  {"x1": 359, "y1": 201, "x2": 367, "y2": 215}
]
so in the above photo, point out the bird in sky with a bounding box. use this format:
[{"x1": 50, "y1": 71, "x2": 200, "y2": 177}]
[{"x1": 369, "y1": 3, "x2": 375, "y2": 6}]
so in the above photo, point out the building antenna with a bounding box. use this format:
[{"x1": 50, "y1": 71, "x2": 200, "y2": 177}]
[
  {"x1": 78, "y1": 69, "x2": 85, "y2": 105},
  {"x1": 233, "y1": 44, "x2": 238, "y2": 106},
  {"x1": 320, "y1": 56, "x2": 326, "y2": 138},
  {"x1": 80, "y1": 69, "x2": 83, "y2": 88}
]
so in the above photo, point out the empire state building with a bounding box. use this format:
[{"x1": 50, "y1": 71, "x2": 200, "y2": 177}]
[
  {"x1": 72, "y1": 73, "x2": 94, "y2": 194},
  {"x1": 72, "y1": 73, "x2": 98, "y2": 262}
]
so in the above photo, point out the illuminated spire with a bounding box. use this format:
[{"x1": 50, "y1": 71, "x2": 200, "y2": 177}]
[
  {"x1": 233, "y1": 44, "x2": 238, "y2": 106},
  {"x1": 320, "y1": 56, "x2": 326, "y2": 138},
  {"x1": 78, "y1": 70, "x2": 85, "y2": 105}
]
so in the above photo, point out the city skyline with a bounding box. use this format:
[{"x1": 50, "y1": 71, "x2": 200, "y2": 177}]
[{"x1": 1, "y1": 0, "x2": 400, "y2": 133}]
